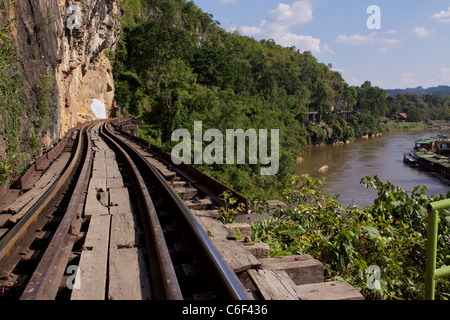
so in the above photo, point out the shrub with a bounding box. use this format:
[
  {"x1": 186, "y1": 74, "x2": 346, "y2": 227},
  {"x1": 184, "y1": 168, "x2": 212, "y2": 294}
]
[{"x1": 252, "y1": 175, "x2": 450, "y2": 300}]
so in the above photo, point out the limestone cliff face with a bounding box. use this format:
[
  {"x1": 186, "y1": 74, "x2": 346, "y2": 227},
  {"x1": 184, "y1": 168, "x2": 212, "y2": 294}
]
[
  {"x1": 56, "y1": 0, "x2": 121, "y2": 136},
  {"x1": 11, "y1": 0, "x2": 121, "y2": 142}
]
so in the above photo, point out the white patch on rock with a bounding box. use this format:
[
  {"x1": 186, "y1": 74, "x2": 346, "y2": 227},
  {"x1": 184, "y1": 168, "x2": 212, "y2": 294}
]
[{"x1": 91, "y1": 99, "x2": 107, "y2": 119}]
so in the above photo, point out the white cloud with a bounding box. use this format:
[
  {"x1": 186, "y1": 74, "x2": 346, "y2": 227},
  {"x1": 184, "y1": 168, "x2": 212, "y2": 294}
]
[
  {"x1": 238, "y1": 25, "x2": 262, "y2": 35},
  {"x1": 412, "y1": 26, "x2": 435, "y2": 38},
  {"x1": 219, "y1": 0, "x2": 237, "y2": 4},
  {"x1": 336, "y1": 32, "x2": 376, "y2": 45},
  {"x1": 228, "y1": 1, "x2": 331, "y2": 54},
  {"x1": 399, "y1": 72, "x2": 417, "y2": 87},
  {"x1": 433, "y1": 68, "x2": 450, "y2": 82},
  {"x1": 336, "y1": 32, "x2": 399, "y2": 50},
  {"x1": 378, "y1": 38, "x2": 400, "y2": 45},
  {"x1": 384, "y1": 29, "x2": 398, "y2": 35},
  {"x1": 431, "y1": 7, "x2": 450, "y2": 23},
  {"x1": 278, "y1": 33, "x2": 322, "y2": 53},
  {"x1": 268, "y1": 1, "x2": 313, "y2": 25}
]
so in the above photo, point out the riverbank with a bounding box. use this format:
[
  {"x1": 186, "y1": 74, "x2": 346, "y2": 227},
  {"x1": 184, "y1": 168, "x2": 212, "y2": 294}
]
[
  {"x1": 295, "y1": 127, "x2": 449, "y2": 207},
  {"x1": 383, "y1": 121, "x2": 430, "y2": 131}
]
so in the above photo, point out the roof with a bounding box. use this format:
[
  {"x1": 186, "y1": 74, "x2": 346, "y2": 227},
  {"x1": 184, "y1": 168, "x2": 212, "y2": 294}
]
[
  {"x1": 415, "y1": 132, "x2": 450, "y2": 144},
  {"x1": 414, "y1": 150, "x2": 450, "y2": 168},
  {"x1": 398, "y1": 113, "x2": 408, "y2": 119},
  {"x1": 415, "y1": 138, "x2": 435, "y2": 144}
]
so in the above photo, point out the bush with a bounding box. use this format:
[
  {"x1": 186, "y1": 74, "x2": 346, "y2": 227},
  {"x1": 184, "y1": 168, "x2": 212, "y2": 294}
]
[{"x1": 252, "y1": 175, "x2": 450, "y2": 300}]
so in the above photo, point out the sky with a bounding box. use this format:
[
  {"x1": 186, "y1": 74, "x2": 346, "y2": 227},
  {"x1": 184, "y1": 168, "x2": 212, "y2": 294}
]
[{"x1": 193, "y1": 0, "x2": 450, "y2": 89}]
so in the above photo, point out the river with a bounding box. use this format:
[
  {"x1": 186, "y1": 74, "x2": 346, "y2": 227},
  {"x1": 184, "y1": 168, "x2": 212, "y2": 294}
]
[{"x1": 295, "y1": 128, "x2": 450, "y2": 208}]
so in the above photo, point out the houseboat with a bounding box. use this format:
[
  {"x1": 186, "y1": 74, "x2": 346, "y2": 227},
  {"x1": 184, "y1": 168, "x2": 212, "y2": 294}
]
[{"x1": 409, "y1": 131, "x2": 450, "y2": 179}]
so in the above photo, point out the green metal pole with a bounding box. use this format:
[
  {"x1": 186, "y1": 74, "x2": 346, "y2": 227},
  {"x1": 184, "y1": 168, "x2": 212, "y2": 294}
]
[
  {"x1": 424, "y1": 207, "x2": 438, "y2": 300},
  {"x1": 435, "y1": 266, "x2": 450, "y2": 279},
  {"x1": 430, "y1": 199, "x2": 450, "y2": 212}
]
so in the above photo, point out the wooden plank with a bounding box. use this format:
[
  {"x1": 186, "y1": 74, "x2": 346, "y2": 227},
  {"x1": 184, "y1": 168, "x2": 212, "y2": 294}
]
[
  {"x1": 0, "y1": 228, "x2": 8, "y2": 238},
  {"x1": 109, "y1": 188, "x2": 132, "y2": 208},
  {"x1": 295, "y1": 280, "x2": 364, "y2": 300},
  {"x1": 260, "y1": 255, "x2": 324, "y2": 285},
  {"x1": 105, "y1": 149, "x2": 116, "y2": 159},
  {"x1": 173, "y1": 186, "x2": 198, "y2": 200},
  {"x1": 109, "y1": 187, "x2": 141, "y2": 248},
  {"x1": 191, "y1": 210, "x2": 234, "y2": 240},
  {"x1": 212, "y1": 240, "x2": 261, "y2": 273},
  {"x1": 84, "y1": 178, "x2": 109, "y2": 218},
  {"x1": 4, "y1": 153, "x2": 71, "y2": 215},
  {"x1": 0, "y1": 214, "x2": 12, "y2": 227},
  {"x1": 95, "y1": 139, "x2": 109, "y2": 151},
  {"x1": 184, "y1": 198, "x2": 212, "y2": 210},
  {"x1": 110, "y1": 205, "x2": 140, "y2": 248},
  {"x1": 160, "y1": 169, "x2": 176, "y2": 180},
  {"x1": 92, "y1": 154, "x2": 107, "y2": 179},
  {"x1": 0, "y1": 189, "x2": 20, "y2": 212},
  {"x1": 227, "y1": 223, "x2": 252, "y2": 240},
  {"x1": 71, "y1": 214, "x2": 111, "y2": 300},
  {"x1": 106, "y1": 158, "x2": 121, "y2": 179},
  {"x1": 242, "y1": 242, "x2": 270, "y2": 259},
  {"x1": 34, "y1": 153, "x2": 71, "y2": 189},
  {"x1": 236, "y1": 200, "x2": 287, "y2": 224},
  {"x1": 108, "y1": 248, "x2": 152, "y2": 300},
  {"x1": 247, "y1": 269, "x2": 299, "y2": 300},
  {"x1": 87, "y1": 178, "x2": 107, "y2": 193},
  {"x1": 107, "y1": 178, "x2": 124, "y2": 190}
]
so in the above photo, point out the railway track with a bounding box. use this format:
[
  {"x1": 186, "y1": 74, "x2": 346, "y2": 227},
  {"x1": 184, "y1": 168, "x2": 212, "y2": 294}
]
[
  {"x1": 0, "y1": 122, "x2": 91, "y2": 299},
  {"x1": 0, "y1": 119, "x2": 252, "y2": 300}
]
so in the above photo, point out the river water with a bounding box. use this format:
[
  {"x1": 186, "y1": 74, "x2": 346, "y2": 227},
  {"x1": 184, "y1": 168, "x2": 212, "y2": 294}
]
[{"x1": 295, "y1": 128, "x2": 450, "y2": 208}]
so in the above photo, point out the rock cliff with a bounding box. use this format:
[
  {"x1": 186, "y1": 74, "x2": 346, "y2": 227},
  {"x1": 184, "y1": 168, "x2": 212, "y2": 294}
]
[{"x1": 8, "y1": 0, "x2": 122, "y2": 143}]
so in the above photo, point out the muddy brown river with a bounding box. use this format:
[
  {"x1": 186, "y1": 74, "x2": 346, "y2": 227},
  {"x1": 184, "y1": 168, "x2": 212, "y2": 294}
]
[{"x1": 295, "y1": 128, "x2": 450, "y2": 208}]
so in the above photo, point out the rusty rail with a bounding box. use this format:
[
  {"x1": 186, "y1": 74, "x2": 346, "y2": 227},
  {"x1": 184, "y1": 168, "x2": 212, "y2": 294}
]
[
  {"x1": 19, "y1": 123, "x2": 94, "y2": 300},
  {"x1": 100, "y1": 121, "x2": 184, "y2": 300},
  {"x1": 112, "y1": 120, "x2": 249, "y2": 214},
  {"x1": 0, "y1": 124, "x2": 88, "y2": 282},
  {"x1": 103, "y1": 120, "x2": 250, "y2": 300}
]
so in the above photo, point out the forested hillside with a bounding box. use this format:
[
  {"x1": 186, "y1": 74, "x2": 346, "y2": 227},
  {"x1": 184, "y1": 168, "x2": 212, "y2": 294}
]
[
  {"x1": 387, "y1": 85, "x2": 450, "y2": 98},
  {"x1": 111, "y1": 0, "x2": 449, "y2": 199}
]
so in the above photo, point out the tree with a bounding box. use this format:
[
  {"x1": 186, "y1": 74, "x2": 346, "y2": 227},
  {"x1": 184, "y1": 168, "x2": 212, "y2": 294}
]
[
  {"x1": 355, "y1": 82, "x2": 388, "y2": 117},
  {"x1": 407, "y1": 107, "x2": 426, "y2": 122},
  {"x1": 147, "y1": 58, "x2": 199, "y2": 140},
  {"x1": 192, "y1": 41, "x2": 237, "y2": 89},
  {"x1": 310, "y1": 77, "x2": 333, "y2": 115}
]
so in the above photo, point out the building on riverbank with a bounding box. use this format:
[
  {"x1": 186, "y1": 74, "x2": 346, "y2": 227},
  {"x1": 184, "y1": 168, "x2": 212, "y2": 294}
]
[
  {"x1": 436, "y1": 132, "x2": 450, "y2": 156},
  {"x1": 410, "y1": 131, "x2": 450, "y2": 178},
  {"x1": 414, "y1": 131, "x2": 450, "y2": 152}
]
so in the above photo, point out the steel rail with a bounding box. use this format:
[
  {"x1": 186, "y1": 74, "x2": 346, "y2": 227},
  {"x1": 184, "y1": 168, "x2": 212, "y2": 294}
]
[
  {"x1": 19, "y1": 123, "x2": 94, "y2": 300},
  {"x1": 112, "y1": 119, "x2": 249, "y2": 214},
  {"x1": 100, "y1": 121, "x2": 184, "y2": 300},
  {"x1": 0, "y1": 124, "x2": 86, "y2": 278},
  {"x1": 103, "y1": 121, "x2": 251, "y2": 300}
]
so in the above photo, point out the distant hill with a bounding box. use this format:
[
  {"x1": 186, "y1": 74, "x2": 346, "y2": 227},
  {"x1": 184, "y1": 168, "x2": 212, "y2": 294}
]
[{"x1": 386, "y1": 85, "x2": 450, "y2": 97}]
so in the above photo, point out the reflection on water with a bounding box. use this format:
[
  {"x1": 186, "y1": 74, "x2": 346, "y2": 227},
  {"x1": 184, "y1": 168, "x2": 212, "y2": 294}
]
[{"x1": 295, "y1": 129, "x2": 450, "y2": 208}]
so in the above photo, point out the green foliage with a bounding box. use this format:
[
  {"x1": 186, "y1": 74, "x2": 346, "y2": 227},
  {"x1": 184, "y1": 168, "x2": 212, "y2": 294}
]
[
  {"x1": 218, "y1": 190, "x2": 245, "y2": 224},
  {"x1": 113, "y1": 0, "x2": 363, "y2": 199},
  {"x1": 113, "y1": 0, "x2": 449, "y2": 201},
  {"x1": 34, "y1": 74, "x2": 54, "y2": 132},
  {"x1": 0, "y1": 16, "x2": 29, "y2": 185},
  {"x1": 349, "y1": 112, "x2": 382, "y2": 137},
  {"x1": 0, "y1": 12, "x2": 56, "y2": 187},
  {"x1": 110, "y1": 2, "x2": 450, "y2": 300},
  {"x1": 355, "y1": 81, "x2": 388, "y2": 118},
  {"x1": 252, "y1": 175, "x2": 450, "y2": 300},
  {"x1": 388, "y1": 92, "x2": 450, "y2": 121}
]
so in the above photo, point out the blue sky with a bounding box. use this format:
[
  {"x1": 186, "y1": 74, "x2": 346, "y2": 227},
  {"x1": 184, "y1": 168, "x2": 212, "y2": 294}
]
[{"x1": 193, "y1": 0, "x2": 450, "y2": 89}]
